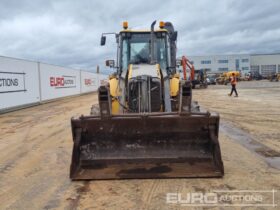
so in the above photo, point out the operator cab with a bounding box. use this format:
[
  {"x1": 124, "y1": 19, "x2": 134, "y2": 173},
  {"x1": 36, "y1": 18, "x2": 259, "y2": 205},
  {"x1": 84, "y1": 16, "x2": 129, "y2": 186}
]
[
  {"x1": 120, "y1": 31, "x2": 169, "y2": 70},
  {"x1": 101, "y1": 21, "x2": 178, "y2": 75}
]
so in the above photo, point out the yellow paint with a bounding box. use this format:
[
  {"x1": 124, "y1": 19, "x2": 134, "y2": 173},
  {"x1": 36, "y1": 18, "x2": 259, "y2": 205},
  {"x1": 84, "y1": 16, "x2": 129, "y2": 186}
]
[
  {"x1": 170, "y1": 76, "x2": 179, "y2": 97},
  {"x1": 128, "y1": 64, "x2": 133, "y2": 79},
  {"x1": 109, "y1": 74, "x2": 117, "y2": 80},
  {"x1": 156, "y1": 64, "x2": 161, "y2": 79},
  {"x1": 109, "y1": 77, "x2": 119, "y2": 97},
  {"x1": 223, "y1": 71, "x2": 240, "y2": 78},
  {"x1": 111, "y1": 99, "x2": 119, "y2": 115},
  {"x1": 173, "y1": 73, "x2": 180, "y2": 78},
  {"x1": 109, "y1": 77, "x2": 120, "y2": 114}
]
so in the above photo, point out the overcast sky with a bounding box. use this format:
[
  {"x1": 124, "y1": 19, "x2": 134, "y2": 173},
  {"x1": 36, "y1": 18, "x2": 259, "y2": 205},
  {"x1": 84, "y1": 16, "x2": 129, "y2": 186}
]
[{"x1": 0, "y1": 0, "x2": 280, "y2": 73}]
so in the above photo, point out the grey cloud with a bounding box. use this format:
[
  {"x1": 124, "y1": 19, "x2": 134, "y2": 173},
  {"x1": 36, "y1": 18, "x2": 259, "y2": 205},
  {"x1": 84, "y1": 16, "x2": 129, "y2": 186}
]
[{"x1": 0, "y1": 0, "x2": 279, "y2": 74}]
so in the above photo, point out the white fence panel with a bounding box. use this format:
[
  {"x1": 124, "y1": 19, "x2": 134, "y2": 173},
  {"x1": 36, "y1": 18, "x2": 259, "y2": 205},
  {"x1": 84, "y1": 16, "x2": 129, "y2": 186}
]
[
  {"x1": 80, "y1": 71, "x2": 99, "y2": 93},
  {"x1": 1, "y1": 55, "x2": 110, "y2": 112},
  {"x1": 40, "y1": 63, "x2": 81, "y2": 101},
  {"x1": 98, "y1": 74, "x2": 109, "y2": 86},
  {"x1": 0, "y1": 56, "x2": 40, "y2": 111}
]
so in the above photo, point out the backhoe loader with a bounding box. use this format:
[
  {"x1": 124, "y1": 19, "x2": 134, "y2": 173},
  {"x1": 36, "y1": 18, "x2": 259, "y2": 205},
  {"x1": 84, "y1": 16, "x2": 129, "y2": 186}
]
[{"x1": 70, "y1": 21, "x2": 224, "y2": 180}]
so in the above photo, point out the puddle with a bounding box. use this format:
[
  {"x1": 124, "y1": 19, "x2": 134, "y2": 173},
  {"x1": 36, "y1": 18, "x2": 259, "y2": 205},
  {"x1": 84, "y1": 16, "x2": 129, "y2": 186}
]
[{"x1": 220, "y1": 121, "x2": 280, "y2": 170}]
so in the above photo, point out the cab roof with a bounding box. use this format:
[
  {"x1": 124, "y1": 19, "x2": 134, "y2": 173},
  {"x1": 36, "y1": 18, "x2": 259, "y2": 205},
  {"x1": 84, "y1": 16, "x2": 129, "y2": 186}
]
[{"x1": 120, "y1": 29, "x2": 168, "y2": 33}]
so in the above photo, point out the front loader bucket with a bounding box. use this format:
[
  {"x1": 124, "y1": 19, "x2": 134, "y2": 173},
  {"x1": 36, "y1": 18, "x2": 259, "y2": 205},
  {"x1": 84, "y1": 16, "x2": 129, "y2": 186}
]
[{"x1": 70, "y1": 112, "x2": 224, "y2": 180}]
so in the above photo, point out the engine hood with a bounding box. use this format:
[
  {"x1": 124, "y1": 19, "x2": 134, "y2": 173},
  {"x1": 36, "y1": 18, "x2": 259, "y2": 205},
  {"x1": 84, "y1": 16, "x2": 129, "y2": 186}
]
[{"x1": 129, "y1": 64, "x2": 161, "y2": 79}]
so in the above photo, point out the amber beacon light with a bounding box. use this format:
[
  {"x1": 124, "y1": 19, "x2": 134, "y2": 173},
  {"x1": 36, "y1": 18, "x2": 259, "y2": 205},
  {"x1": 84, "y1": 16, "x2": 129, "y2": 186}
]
[
  {"x1": 159, "y1": 21, "x2": 165, "y2": 28},
  {"x1": 123, "y1": 21, "x2": 128, "y2": 29}
]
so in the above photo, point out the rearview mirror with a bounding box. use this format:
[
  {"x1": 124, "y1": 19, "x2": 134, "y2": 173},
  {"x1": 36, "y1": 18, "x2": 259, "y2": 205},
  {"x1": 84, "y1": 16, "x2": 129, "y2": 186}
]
[
  {"x1": 105, "y1": 60, "x2": 115, "y2": 68},
  {"x1": 100, "y1": 36, "x2": 106, "y2": 46}
]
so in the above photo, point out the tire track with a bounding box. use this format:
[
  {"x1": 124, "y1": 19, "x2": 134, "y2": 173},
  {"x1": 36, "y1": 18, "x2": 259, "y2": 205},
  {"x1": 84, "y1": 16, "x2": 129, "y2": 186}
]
[
  {"x1": 220, "y1": 120, "x2": 280, "y2": 170},
  {"x1": 142, "y1": 180, "x2": 159, "y2": 210},
  {"x1": 0, "y1": 127, "x2": 65, "y2": 177}
]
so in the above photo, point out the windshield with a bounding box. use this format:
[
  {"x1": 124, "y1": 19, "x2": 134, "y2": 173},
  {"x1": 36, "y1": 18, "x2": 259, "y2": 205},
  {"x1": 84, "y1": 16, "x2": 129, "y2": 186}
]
[{"x1": 121, "y1": 32, "x2": 168, "y2": 70}]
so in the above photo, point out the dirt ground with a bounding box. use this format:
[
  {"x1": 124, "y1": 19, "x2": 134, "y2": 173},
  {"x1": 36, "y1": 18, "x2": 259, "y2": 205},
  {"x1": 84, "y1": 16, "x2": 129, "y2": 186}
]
[{"x1": 0, "y1": 80, "x2": 279, "y2": 210}]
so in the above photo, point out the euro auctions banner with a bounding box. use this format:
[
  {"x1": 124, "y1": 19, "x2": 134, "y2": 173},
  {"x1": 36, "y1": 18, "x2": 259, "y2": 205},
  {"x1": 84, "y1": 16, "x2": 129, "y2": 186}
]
[
  {"x1": 0, "y1": 56, "x2": 40, "y2": 110},
  {"x1": 80, "y1": 71, "x2": 99, "y2": 93},
  {"x1": 98, "y1": 74, "x2": 109, "y2": 86},
  {"x1": 0, "y1": 71, "x2": 26, "y2": 93},
  {"x1": 50, "y1": 75, "x2": 77, "y2": 89},
  {"x1": 84, "y1": 78, "x2": 97, "y2": 86},
  {"x1": 0, "y1": 55, "x2": 109, "y2": 112},
  {"x1": 40, "y1": 63, "x2": 80, "y2": 101}
]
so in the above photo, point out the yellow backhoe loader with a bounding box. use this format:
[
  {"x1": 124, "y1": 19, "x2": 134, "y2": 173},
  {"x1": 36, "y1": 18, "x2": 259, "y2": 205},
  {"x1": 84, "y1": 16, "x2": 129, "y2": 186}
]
[
  {"x1": 216, "y1": 71, "x2": 240, "y2": 85},
  {"x1": 269, "y1": 73, "x2": 280, "y2": 82},
  {"x1": 70, "y1": 21, "x2": 224, "y2": 180}
]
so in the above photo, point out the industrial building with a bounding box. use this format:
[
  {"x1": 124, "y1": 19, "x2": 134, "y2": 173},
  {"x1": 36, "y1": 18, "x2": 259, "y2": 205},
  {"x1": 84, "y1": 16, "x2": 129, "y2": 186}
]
[
  {"x1": 188, "y1": 53, "x2": 280, "y2": 77},
  {"x1": 250, "y1": 54, "x2": 280, "y2": 77}
]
